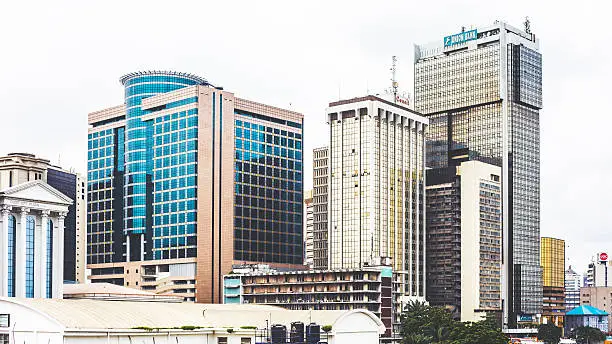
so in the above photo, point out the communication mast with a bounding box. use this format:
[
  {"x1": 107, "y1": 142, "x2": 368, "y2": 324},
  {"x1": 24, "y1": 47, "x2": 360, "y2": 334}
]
[
  {"x1": 391, "y1": 56, "x2": 398, "y2": 103},
  {"x1": 524, "y1": 16, "x2": 531, "y2": 34}
]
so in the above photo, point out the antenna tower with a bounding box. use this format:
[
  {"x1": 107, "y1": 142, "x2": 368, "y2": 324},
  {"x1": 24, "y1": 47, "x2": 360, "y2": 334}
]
[
  {"x1": 524, "y1": 16, "x2": 531, "y2": 34},
  {"x1": 391, "y1": 56, "x2": 398, "y2": 103}
]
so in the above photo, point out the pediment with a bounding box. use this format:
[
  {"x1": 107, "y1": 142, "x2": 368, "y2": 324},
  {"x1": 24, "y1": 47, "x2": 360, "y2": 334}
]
[{"x1": 0, "y1": 181, "x2": 73, "y2": 206}]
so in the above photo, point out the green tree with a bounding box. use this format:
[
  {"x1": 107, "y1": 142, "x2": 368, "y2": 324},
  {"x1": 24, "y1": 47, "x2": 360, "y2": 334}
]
[
  {"x1": 573, "y1": 326, "x2": 605, "y2": 344},
  {"x1": 400, "y1": 301, "x2": 507, "y2": 344},
  {"x1": 403, "y1": 333, "x2": 434, "y2": 344},
  {"x1": 448, "y1": 320, "x2": 508, "y2": 344},
  {"x1": 537, "y1": 323, "x2": 562, "y2": 344}
]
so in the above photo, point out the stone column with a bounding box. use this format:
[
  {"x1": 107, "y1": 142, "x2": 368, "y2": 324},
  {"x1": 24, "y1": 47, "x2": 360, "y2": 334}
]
[
  {"x1": 38, "y1": 210, "x2": 50, "y2": 298},
  {"x1": 15, "y1": 207, "x2": 29, "y2": 298},
  {"x1": 0, "y1": 205, "x2": 12, "y2": 296},
  {"x1": 52, "y1": 212, "x2": 66, "y2": 298}
]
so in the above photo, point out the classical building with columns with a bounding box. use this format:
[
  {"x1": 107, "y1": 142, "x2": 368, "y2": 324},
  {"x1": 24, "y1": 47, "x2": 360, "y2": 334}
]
[{"x1": 0, "y1": 180, "x2": 71, "y2": 298}]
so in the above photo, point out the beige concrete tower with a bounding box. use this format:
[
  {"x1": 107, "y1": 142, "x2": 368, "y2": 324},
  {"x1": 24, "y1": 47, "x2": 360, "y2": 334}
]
[{"x1": 326, "y1": 95, "x2": 428, "y2": 299}]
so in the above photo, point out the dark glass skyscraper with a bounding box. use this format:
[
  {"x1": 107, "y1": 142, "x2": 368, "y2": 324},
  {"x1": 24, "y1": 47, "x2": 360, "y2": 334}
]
[
  {"x1": 415, "y1": 21, "x2": 542, "y2": 327},
  {"x1": 233, "y1": 104, "x2": 304, "y2": 265},
  {"x1": 46, "y1": 168, "x2": 77, "y2": 282},
  {"x1": 87, "y1": 71, "x2": 304, "y2": 302}
]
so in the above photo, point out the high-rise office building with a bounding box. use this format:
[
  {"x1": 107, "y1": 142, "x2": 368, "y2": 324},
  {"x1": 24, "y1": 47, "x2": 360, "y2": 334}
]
[
  {"x1": 0, "y1": 153, "x2": 86, "y2": 284},
  {"x1": 541, "y1": 237, "x2": 565, "y2": 327},
  {"x1": 565, "y1": 266, "x2": 581, "y2": 312},
  {"x1": 312, "y1": 146, "x2": 329, "y2": 269},
  {"x1": 584, "y1": 252, "x2": 612, "y2": 287},
  {"x1": 578, "y1": 287, "x2": 612, "y2": 332},
  {"x1": 87, "y1": 71, "x2": 304, "y2": 303},
  {"x1": 326, "y1": 95, "x2": 428, "y2": 298},
  {"x1": 75, "y1": 174, "x2": 87, "y2": 283},
  {"x1": 304, "y1": 190, "x2": 314, "y2": 268},
  {"x1": 426, "y1": 160, "x2": 502, "y2": 322},
  {"x1": 415, "y1": 21, "x2": 543, "y2": 327}
]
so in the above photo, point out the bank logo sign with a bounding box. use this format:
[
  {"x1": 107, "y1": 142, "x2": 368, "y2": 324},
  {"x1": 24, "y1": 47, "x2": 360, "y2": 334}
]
[{"x1": 444, "y1": 29, "x2": 478, "y2": 47}]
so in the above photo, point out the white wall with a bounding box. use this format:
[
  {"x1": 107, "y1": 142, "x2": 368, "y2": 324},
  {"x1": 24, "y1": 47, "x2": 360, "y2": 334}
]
[
  {"x1": 331, "y1": 310, "x2": 381, "y2": 344},
  {"x1": 459, "y1": 161, "x2": 501, "y2": 322},
  {"x1": 0, "y1": 301, "x2": 64, "y2": 344}
]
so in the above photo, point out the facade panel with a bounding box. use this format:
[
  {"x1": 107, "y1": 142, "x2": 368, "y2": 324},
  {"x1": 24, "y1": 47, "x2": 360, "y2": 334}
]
[{"x1": 312, "y1": 147, "x2": 329, "y2": 269}]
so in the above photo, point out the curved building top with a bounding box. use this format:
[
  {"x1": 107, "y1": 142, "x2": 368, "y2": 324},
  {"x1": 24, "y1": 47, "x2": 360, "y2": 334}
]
[{"x1": 119, "y1": 70, "x2": 209, "y2": 86}]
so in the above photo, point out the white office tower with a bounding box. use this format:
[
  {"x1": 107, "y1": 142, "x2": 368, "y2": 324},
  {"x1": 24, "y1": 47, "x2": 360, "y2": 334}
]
[{"x1": 565, "y1": 266, "x2": 582, "y2": 311}]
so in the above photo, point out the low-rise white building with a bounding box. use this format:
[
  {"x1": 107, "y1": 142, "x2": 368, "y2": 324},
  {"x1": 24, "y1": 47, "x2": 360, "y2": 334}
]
[
  {"x1": 0, "y1": 180, "x2": 72, "y2": 299},
  {"x1": 0, "y1": 298, "x2": 385, "y2": 344}
]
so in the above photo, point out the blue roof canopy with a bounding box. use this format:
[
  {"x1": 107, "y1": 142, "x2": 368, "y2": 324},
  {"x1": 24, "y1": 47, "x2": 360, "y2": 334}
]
[{"x1": 566, "y1": 305, "x2": 608, "y2": 316}]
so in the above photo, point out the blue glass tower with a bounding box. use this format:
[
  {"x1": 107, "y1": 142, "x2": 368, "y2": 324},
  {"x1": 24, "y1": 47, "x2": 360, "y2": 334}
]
[
  {"x1": 87, "y1": 71, "x2": 304, "y2": 302},
  {"x1": 119, "y1": 71, "x2": 208, "y2": 260}
]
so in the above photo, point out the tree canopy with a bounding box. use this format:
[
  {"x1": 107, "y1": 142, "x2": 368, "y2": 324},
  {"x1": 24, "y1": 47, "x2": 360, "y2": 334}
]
[
  {"x1": 537, "y1": 323, "x2": 562, "y2": 344},
  {"x1": 400, "y1": 300, "x2": 508, "y2": 344},
  {"x1": 572, "y1": 326, "x2": 605, "y2": 344}
]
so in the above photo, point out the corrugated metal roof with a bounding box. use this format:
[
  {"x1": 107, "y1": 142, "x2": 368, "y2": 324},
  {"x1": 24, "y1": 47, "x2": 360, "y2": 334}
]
[
  {"x1": 62, "y1": 283, "x2": 183, "y2": 302},
  {"x1": 1, "y1": 298, "x2": 356, "y2": 330},
  {"x1": 64, "y1": 283, "x2": 155, "y2": 296}
]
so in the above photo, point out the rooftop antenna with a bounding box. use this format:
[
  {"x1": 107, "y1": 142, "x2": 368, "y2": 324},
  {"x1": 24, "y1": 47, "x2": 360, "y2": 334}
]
[
  {"x1": 390, "y1": 56, "x2": 398, "y2": 103},
  {"x1": 524, "y1": 16, "x2": 531, "y2": 34}
]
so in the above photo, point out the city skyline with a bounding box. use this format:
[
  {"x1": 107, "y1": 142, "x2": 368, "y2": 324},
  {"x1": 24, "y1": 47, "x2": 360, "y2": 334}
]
[{"x1": 1, "y1": 0, "x2": 610, "y2": 275}]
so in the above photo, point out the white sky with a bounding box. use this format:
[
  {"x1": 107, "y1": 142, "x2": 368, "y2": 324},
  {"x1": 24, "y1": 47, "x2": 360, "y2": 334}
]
[{"x1": 1, "y1": 0, "x2": 610, "y2": 275}]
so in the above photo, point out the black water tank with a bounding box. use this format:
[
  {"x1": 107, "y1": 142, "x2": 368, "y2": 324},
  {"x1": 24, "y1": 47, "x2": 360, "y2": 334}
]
[
  {"x1": 290, "y1": 321, "x2": 305, "y2": 343},
  {"x1": 271, "y1": 324, "x2": 287, "y2": 344},
  {"x1": 305, "y1": 323, "x2": 320, "y2": 344}
]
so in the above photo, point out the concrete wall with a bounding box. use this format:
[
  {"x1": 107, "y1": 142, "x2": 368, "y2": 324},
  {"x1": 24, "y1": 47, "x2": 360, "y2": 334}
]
[{"x1": 459, "y1": 161, "x2": 501, "y2": 322}]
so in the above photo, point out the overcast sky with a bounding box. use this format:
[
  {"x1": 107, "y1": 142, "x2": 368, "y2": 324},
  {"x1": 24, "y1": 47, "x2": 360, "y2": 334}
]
[{"x1": 1, "y1": 0, "x2": 609, "y2": 274}]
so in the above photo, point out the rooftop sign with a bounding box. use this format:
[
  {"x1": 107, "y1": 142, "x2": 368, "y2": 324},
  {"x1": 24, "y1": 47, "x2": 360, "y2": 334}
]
[
  {"x1": 444, "y1": 29, "x2": 478, "y2": 47},
  {"x1": 600, "y1": 252, "x2": 608, "y2": 262}
]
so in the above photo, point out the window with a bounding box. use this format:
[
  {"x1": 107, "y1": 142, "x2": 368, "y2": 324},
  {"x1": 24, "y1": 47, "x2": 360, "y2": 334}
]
[
  {"x1": 25, "y1": 216, "x2": 35, "y2": 298},
  {"x1": 241, "y1": 338, "x2": 252, "y2": 344},
  {"x1": 0, "y1": 334, "x2": 8, "y2": 344},
  {"x1": 7, "y1": 216, "x2": 15, "y2": 297},
  {"x1": 46, "y1": 220, "x2": 53, "y2": 298},
  {"x1": 217, "y1": 338, "x2": 228, "y2": 344},
  {"x1": 0, "y1": 314, "x2": 9, "y2": 327}
]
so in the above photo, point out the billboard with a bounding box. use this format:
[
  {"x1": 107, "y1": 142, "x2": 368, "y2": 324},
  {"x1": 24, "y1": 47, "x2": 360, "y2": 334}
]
[{"x1": 444, "y1": 29, "x2": 478, "y2": 47}]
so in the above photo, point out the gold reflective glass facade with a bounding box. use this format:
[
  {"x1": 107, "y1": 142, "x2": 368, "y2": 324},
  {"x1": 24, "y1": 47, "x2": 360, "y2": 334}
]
[
  {"x1": 327, "y1": 96, "x2": 427, "y2": 297},
  {"x1": 541, "y1": 237, "x2": 565, "y2": 288}
]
